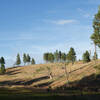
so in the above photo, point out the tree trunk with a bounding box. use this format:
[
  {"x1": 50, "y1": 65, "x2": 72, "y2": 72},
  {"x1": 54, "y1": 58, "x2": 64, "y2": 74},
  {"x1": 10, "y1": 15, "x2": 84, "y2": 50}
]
[{"x1": 94, "y1": 44, "x2": 97, "y2": 64}]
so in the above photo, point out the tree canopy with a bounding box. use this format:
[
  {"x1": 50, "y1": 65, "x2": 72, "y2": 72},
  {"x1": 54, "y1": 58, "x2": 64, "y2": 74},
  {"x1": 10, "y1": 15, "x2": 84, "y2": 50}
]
[
  {"x1": 23, "y1": 53, "x2": 27, "y2": 65},
  {"x1": 66, "y1": 47, "x2": 76, "y2": 64},
  {"x1": 16, "y1": 53, "x2": 21, "y2": 65},
  {"x1": 31, "y1": 58, "x2": 35, "y2": 65},
  {"x1": 0, "y1": 57, "x2": 5, "y2": 65},
  {"x1": 26, "y1": 54, "x2": 31, "y2": 64},
  {"x1": 91, "y1": 6, "x2": 100, "y2": 47},
  {"x1": 44, "y1": 50, "x2": 67, "y2": 63},
  {"x1": 83, "y1": 51, "x2": 91, "y2": 63},
  {"x1": 0, "y1": 57, "x2": 6, "y2": 74}
]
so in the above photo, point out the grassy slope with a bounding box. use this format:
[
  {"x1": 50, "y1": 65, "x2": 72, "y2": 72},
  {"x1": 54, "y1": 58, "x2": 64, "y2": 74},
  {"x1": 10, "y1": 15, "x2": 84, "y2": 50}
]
[
  {"x1": 0, "y1": 60, "x2": 100, "y2": 99},
  {"x1": 0, "y1": 60, "x2": 99, "y2": 89}
]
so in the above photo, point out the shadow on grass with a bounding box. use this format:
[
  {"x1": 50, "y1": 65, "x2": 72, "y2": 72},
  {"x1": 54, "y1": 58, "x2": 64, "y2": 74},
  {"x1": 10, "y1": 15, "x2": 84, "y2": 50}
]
[
  {"x1": 5, "y1": 69, "x2": 21, "y2": 75},
  {"x1": 0, "y1": 73, "x2": 100, "y2": 100},
  {"x1": 56, "y1": 73, "x2": 100, "y2": 93},
  {"x1": 0, "y1": 76, "x2": 50, "y2": 86},
  {"x1": 24, "y1": 76, "x2": 50, "y2": 85}
]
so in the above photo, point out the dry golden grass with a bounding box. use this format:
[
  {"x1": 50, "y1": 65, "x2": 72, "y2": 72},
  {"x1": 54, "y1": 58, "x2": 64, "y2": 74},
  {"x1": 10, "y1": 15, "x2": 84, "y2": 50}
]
[{"x1": 0, "y1": 60, "x2": 100, "y2": 89}]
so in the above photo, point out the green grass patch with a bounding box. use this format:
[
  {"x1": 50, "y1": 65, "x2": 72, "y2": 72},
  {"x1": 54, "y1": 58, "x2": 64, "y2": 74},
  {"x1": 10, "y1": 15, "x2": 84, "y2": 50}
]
[{"x1": 36, "y1": 67, "x2": 45, "y2": 73}]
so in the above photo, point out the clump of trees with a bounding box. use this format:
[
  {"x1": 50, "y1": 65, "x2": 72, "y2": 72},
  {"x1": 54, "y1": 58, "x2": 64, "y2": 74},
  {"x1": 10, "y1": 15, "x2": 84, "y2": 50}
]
[
  {"x1": 44, "y1": 53, "x2": 54, "y2": 63},
  {"x1": 0, "y1": 57, "x2": 6, "y2": 74},
  {"x1": 83, "y1": 51, "x2": 91, "y2": 63},
  {"x1": 43, "y1": 47, "x2": 76, "y2": 64},
  {"x1": 54, "y1": 50, "x2": 66, "y2": 62},
  {"x1": 44, "y1": 51, "x2": 66, "y2": 63},
  {"x1": 15, "y1": 53, "x2": 36, "y2": 66}
]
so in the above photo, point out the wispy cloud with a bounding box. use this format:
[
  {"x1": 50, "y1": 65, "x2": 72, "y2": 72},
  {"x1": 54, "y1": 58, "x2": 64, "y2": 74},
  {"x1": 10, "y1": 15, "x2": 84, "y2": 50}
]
[
  {"x1": 52, "y1": 19, "x2": 77, "y2": 25},
  {"x1": 45, "y1": 19, "x2": 77, "y2": 25}
]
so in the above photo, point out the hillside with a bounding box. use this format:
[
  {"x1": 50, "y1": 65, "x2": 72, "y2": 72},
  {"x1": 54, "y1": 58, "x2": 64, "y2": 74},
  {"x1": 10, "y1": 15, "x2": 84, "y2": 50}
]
[{"x1": 0, "y1": 60, "x2": 99, "y2": 90}]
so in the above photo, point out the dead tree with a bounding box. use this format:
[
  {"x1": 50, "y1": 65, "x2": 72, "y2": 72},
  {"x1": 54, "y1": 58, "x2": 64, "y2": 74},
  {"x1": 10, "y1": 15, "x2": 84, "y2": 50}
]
[{"x1": 64, "y1": 63, "x2": 69, "y2": 85}]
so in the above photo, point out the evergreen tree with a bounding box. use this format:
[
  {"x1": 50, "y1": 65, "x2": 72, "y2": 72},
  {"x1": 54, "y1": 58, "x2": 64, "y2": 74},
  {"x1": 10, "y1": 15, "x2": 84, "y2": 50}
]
[
  {"x1": 16, "y1": 53, "x2": 21, "y2": 65},
  {"x1": 31, "y1": 58, "x2": 35, "y2": 65},
  {"x1": 66, "y1": 47, "x2": 76, "y2": 64},
  {"x1": 26, "y1": 54, "x2": 31, "y2": 64},
  {"x1": 0, "y1": 57, "x2": 5, "y2": 65},
  {"x1": 91, "y1": 6, "x2": 100, "y2": 47},
  {"x1": 91, "y1": 6, "x2": 100, "y2": 61},
  {"x1": 83, "y1": 51, "x2": 91, "y2": 63},
  {"x1": 0, "y1": 57, "x2": 6, "y2": 74},
  {"x1": 23, "y1": 53, "x2": 27, "y2": 65}
]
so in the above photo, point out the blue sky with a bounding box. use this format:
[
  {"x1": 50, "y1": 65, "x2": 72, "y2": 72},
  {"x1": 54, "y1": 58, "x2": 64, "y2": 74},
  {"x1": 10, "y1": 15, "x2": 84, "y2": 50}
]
[{"x1": 0, "y1": 0, "x2": 100, "y2": 67}]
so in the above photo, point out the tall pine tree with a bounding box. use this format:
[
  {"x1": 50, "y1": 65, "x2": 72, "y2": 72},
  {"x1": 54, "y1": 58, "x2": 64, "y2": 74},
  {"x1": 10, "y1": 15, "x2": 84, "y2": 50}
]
[{"x1": 91, "y1": 6, "x2": 100, "y2": 61}]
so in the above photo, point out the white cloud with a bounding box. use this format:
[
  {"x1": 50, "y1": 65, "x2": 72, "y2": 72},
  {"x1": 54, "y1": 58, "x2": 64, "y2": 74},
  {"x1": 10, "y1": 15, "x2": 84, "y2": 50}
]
[
  {"x1": 51, "y1": 19, "x2": 77, "y2": 25},
  {"x1": 77, "y1": 8, "x2": 92, "y2": 19}
]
